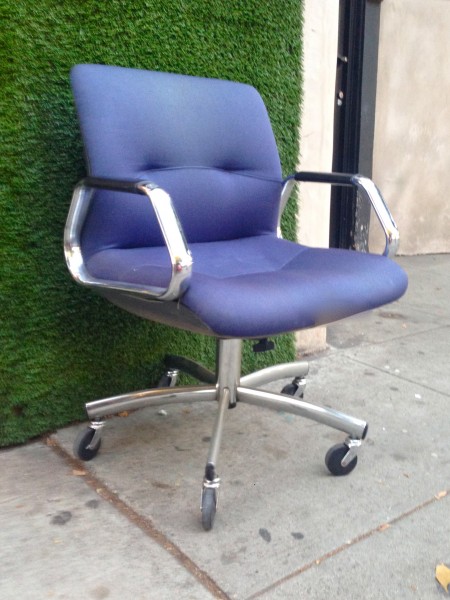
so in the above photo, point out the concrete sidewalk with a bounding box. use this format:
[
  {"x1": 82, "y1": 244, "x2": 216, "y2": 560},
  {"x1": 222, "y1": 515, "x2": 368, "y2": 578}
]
[{"x1": 1, "y1": 254, "x2": 449, "y2": 599}]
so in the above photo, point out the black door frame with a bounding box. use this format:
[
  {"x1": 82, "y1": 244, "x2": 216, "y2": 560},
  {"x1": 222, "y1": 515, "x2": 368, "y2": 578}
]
[{"x1": 330, "y1": 0, "x2": 383, "y2": 250}]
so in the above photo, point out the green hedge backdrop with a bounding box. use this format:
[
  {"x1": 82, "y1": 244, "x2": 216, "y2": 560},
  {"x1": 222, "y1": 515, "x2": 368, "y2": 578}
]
[{"x1": 0, "y1": 0, "x2": 303, "y2": 446}]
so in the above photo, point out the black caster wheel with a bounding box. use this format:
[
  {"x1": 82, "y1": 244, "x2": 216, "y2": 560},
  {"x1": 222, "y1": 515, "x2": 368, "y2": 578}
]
[
  {"x1": 281, "y1": 381, "x2": 304, "y2": 398},
  {"x1": 73, "y1": 427, "x2": 102, "y2": 461},
  {"x1": 158, "y1": 374, "x2": 172, "y2": 387},
  {"x1": 281, "y1": 383, "x2": 298, "y2": 395},
  {"x1": 158, "y1": 370, "x2": 178, "y2": 388},
  {"x1": 201, "y1": 487, "x2": 217, "y2": 531},
  {"x1": 325, "y1": 443, "x2": 358, "y2": 476}
]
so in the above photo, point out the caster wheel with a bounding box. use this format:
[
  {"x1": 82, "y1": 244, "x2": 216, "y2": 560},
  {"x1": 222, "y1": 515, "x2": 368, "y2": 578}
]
[
  {"x1": 201, "y1": 487, "x2": 217, "y2": 531},
  {"x1": 73, "y1": 427, "x2": 102, "y2": 461},
  {"x1": 325, "y1": 443, "x2": 357, "y2": 476},
  {"x1": 158, "y1": 374, "x2": 172, "y2": 387},
  {"x1": 158, "y1": 370, "x2": 178, "y2": 388},
  {"x1": 281, "y1": 382, "x2": 304, "y2": 398}
]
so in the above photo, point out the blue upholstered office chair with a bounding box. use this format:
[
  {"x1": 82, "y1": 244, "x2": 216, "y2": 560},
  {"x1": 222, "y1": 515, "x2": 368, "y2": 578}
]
[{"x1": 65, "y1": 64, "x2": 408, "y2": 530}]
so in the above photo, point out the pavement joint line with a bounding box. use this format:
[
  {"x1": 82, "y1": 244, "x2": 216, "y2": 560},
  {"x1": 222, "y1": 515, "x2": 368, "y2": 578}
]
[
  {"x1": 246, "y1": 490, "x2": 449, "y2": 600},
  {"x1": 45, "y1": 434, "x2": 231, "y2": 600},
  {"x1": 341, "y1": 356, "x2": 450, "y2": 398}
]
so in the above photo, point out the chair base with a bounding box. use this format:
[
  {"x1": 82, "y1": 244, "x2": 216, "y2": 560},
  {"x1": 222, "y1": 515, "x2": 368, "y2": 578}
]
[{"x1": 74, "y1": 339, "x2": 368, "y2": 530}]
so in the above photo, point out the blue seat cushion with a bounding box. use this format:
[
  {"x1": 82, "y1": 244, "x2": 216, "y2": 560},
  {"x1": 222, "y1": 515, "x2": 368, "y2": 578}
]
[{"x1": 86, "y1": 235, "x2": 408, "y2": 338}]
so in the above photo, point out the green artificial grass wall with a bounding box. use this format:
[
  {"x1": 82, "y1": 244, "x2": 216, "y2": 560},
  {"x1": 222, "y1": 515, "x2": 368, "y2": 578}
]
[{"x1": 0, "y1": 1, "x2": 303, "y2": 446}]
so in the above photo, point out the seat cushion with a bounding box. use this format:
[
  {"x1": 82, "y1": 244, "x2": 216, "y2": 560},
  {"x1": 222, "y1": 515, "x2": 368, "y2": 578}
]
[{"x1": 86, "y1": 235, "x2": 408, "y2": 338}]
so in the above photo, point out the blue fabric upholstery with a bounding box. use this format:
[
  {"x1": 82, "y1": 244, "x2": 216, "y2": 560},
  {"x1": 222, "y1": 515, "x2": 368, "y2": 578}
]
[
  {"x1": 71, "y1": 64, "x2": 282, "y2": 258},
  {"x1": 87, "y1": 235, "x2": 408, "y2": 338},
  {"x1": 71, "y1": 64, "x2": 408, "y2": 339}
]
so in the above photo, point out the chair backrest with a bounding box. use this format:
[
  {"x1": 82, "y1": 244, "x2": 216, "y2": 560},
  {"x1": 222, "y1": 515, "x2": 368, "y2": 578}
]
[{"x1": 71, "y1": 64, "x2": 283, "y2": 255}]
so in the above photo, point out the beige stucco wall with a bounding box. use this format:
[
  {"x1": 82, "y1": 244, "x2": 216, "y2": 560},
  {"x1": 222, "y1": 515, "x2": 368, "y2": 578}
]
[
  {"x1": 296, "y1": 0, "x2": 450, "y2": 354},
  {"x1": 296, "y1": 0, "x2": 339, "y2": 354},
  {"x1": 372, "y1": 0, "x2": 450, "y2": 255},
  {"x1": 297, "y1": 0, "x2": 338, "y2": 249}
]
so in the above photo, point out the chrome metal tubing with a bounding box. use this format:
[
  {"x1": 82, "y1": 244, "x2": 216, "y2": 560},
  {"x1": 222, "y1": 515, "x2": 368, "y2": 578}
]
[
  {"x1": 64, "y1": 184, "x2": 95, "y2": 285},
  {"x1": 351, "y1": 175, "x2": 400, "y2": 258},
  {"x1": 86, "y1": 386, "x2": 217, "y2": 420},
  {"x1": 277, "y1": 178, "x2": 296, "y2": 236},
  {"x1": 240, "y1": 361, "x2": 309, "y2": 388},
  {"x1": 203, "y1": 339, "x2": 242, "y2": 472},
  {"x1": 64, "y1": 179, "x2": 193, "y2": 302},
  {"x1": 342, "y1": 437, "x2": 362, "y2": 467},
  {"x1": 237, "y1": 387, "x2": 367, "y2": 440},
  {"x1": 290, "y1": 171, "x2": 400, "y2": 257},
  {"x1": 216, "y1": 339, "x2": 242, "y2": 407},
  {"x1": 206, "y1": 387, "x2": 230, "y2": 468},
  {"x1": 86, "y1": 420, "x2": 105, "y2": 450},
  {"x1": 138, "y1": 185, "x2": 193, "y2": 300}
]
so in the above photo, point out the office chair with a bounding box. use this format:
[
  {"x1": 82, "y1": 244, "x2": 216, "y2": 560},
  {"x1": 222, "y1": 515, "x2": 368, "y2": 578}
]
[{"x1": 65, "y1": 64, "x2": 408, "y2": 530}]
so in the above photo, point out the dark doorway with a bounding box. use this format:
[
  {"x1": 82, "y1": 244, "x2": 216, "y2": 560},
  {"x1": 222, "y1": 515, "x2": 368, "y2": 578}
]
[{"x1": 330, "y1": 0, "x2": 382, "y2": 251}]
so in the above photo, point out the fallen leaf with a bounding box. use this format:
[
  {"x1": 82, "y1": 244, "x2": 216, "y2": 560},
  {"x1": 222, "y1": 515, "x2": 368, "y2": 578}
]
[
  {"x1": 435, "y1": 563, "x2": 450, "y2": 592},
  {"x1": 435, "y1": 491, "x2": 448, "y2": 500},
  {"x1": 72, "y1": 469, "x2": 86, "y2": 477},
  {"x1": 118, "y1": 411, "x2": 129, "y2": 418},
  {"x1": 96, "y1": 488, "x2": 108, "y2": 499}
]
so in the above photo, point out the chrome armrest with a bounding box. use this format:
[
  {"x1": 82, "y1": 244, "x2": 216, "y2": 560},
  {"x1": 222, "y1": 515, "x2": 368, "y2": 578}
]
[
  {"x1": 281, "y1": 171, "x2": 400, "y2": 258},
  {"x1": 64, "y1": 177, "x2": 193, "y2": 301}
]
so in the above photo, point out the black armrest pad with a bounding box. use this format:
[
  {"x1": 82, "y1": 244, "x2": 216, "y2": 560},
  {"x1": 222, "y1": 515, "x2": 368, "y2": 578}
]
[
  {"x1": 81, "y1": 176, "x2": 154, "y2": 194},
  {"x1": 294, "y1": 171, "x2": 356, "y2": 186}
]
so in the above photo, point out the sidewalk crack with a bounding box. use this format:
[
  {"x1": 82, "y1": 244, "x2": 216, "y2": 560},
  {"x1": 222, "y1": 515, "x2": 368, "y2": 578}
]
[
  {"x1": 246, "y1": 491, "x2": 449, "y2": 599},
  {"x1": 45, "y1": 435, "x2": 231, "y2": 600}
]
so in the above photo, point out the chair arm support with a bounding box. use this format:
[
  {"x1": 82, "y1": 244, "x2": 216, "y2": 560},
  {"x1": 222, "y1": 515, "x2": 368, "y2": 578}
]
[
  {"x1": 281, "y1": 171, "x2": 400, "y2": 257},
  {"x1": 64, "y1": 177, "x2": 193, "y2": 301},
  {"x1": 81, "y1": 176, "x2": 155, "y2": 194}
]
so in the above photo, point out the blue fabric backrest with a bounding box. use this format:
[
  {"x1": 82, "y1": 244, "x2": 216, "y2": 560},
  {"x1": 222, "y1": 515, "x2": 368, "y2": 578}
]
[{"x1": 71, "y1": 64, "x2": 283, "y2": 253}]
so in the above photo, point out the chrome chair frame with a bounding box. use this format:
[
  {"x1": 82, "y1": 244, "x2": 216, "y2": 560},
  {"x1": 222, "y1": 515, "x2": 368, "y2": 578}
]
[{"x1": 65, "y1": 171, "x2": 399, "y2": 530}]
